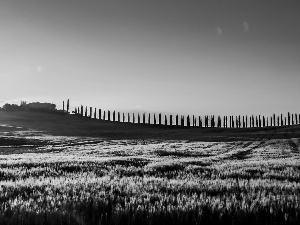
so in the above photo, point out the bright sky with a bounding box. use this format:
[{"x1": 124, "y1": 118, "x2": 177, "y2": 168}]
[{"x1": 0, "y1": 0, "x2": 299, "y2": 116}]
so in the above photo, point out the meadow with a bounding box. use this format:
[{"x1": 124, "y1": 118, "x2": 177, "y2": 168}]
[{"x1": 0, "y1": 112, "x2": 300, "y2": 225}]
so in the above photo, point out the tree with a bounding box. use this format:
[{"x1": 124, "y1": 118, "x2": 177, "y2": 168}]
[
  {"x1": 2, "y1": 103, "x2": 19, "y2": 111},
  {"x1": 67, "y1": 99, "x2": 69, "y2": 113}
]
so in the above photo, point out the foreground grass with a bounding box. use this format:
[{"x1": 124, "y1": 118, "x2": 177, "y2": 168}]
[{"x1": 0, "y1": 132, "x2": 300, "y2": 225}]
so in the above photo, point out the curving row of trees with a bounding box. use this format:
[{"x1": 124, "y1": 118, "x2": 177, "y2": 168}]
[{"x1": 72, "y1": 105, "x2": 299, "y2": 128}]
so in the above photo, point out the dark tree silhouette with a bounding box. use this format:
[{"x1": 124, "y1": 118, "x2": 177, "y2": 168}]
[
  {"x1": 199, "y1": 116, "x2": 202, "y2": 127},
  {"x1": 187, "y1": 115, "x2": 190, "y2": 127},
  {"x1": 67, "y1": 99, "x2": 69, "y2": 113},
  {"x1": 159, "y1": 113, "x2": 161, "y2": 125},
  {"x1": 176, "y1": 115, "x2": 179, "y2": 126},
  {"x1": 285, "y1": 117, "x2": 286, "y2": 126}
]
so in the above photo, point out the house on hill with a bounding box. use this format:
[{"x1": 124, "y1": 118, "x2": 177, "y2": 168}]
[{"x1": 26, "y1": 102, "x2": 56, "y2": 112}]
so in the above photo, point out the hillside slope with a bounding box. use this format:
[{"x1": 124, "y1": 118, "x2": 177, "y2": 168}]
[{"x1": 0, "y1": 111, "x2": 300, "y2": 141}]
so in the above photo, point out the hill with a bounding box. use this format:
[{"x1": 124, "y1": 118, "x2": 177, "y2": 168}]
[{"x1": 0, "y1": 111, "x2": 299, "y2": 141}]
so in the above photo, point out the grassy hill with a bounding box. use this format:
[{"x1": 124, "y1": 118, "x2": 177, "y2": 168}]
[{"x1": 1, "y1": 110, "x2": 299, "y2": 141}]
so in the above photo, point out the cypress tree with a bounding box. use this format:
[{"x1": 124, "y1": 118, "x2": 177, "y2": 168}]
[
  {"x1": 164, "y1": 115, "x2": 167, "y2": 125},
  {"x1": 277, "y1": 116, "x2": 279, "y2": 127},
  {"x1": 94, "y1": 108, "x2": 97, "y2": 119},
  {"x1": 128, "y1": 113, "x2": 130, "y2": 123},
  {"x1": 159, "y1": 113, "x2": 161, "y2": 125},
  {"x1": 246, "y1": 116, "x2": 248, "y2": 128},
  {"x1": 170, "y1": 115, "x2": 173, "y2": 126},
  {"x1": 85, "y1": 106, "x2": 87, "y2": 117},
  {"x1": 292, "y1": 113, "x2": 294, "y2": 125},
  {"x1": 138, "y1": 113, "x2": 140, "y2": 124},
  {"x1": 281, "y1": 114, "x2": 283, "y2": 126},
  {"x1": 148, "y1": 113, "x2": 150, "y2": 124},
  {"x1": 187, "y1": 115, "x2": 190, "y2": 127},
  {"x1": 176, "y1": 115, "x2": 179, "y2": 126},
  {"x1": 288, "y1": 112, "x2": 290, "y2": 125},
  {"x1": 113, "y1": 111, "x2": 115, "y2": 122},
  {"x1": 143, "y1": 113, "x2": 145, "y2": 124},
  {"x1": 123, "y1": 113, "x2": 125, "y2": 122},
  {"x1": 285, "y1": 117, "x2": 286, "y2": 126},
  {"x1": 133, "y1": 113, "x2": 135, "y2": 123},
  {"x1": 296, "y1": 113, "x2": 298, "y2": 124},
  {"x1": 81, "y1": 105, "x2": 83, "y2": 116},
  {"x1": 153, "y1": 114, "x2": 156, "y2": 125},
  {"x1": 103, "y1": 111, "x2": 106, "y2": 120},
  {"x1": 271, "y1": 117, "x2": 273, "y2": 126},
  {"x1": 67, "y1": 99, "x2": 69, "y2": 113},
  {"x1": 99, "y1": 109, "x2": 101, "y2": 120},
  {"x1": 263, "y1": 116, "x2": 265, "y2": 127},
  {"x1": 108, "y1": 110, "x2": 110, "y2": 121},
  {"x1": 63, "y1": 101, "x2": 65, "y2": 112},
  {"x1": 75, "y1": 107, "x2": 77, "y2": 114},
  {"x1": 118, "y1": 112, "x2": 120, "y2": 122}
]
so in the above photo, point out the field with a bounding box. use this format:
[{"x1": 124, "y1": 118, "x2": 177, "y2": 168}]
[{"x1": 1, "y1": 111, "x2": 300, "y2": 225}]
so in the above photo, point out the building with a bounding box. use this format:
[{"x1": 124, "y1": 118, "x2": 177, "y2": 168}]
[{"x1": 26, "y1": 102, "x2": 56, "y2": 111}]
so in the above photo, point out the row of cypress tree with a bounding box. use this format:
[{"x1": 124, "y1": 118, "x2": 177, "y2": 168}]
[{"x1": 72, "y1": 105, "x2": 299, "y2": 128}]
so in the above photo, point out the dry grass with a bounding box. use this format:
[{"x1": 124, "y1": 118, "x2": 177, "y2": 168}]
[{"x1": 1, "y1": 111, "x2": 300, "y2": 224}]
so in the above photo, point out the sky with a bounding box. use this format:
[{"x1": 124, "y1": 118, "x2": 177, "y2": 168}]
[{"x1": 0, "y1": 0, "x2": 299, "y2": 116}]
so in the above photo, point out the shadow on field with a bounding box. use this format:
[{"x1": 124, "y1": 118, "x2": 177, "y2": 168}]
[{"x1": 1, "y1": 111, "x2": 300, "y2": 142}]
